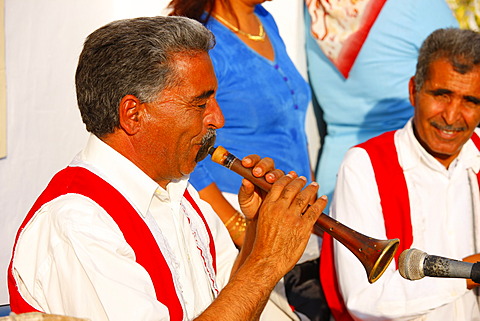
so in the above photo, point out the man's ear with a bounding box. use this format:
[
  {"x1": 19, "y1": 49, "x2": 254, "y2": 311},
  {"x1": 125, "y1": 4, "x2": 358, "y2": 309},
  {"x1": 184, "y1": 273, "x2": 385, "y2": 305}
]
[
  {"x1": 408, "y1": 76, "x2": 417, "y2": 107},
  {"x1": 119, "y1": 95, "x2": 143, "y2": 135}
]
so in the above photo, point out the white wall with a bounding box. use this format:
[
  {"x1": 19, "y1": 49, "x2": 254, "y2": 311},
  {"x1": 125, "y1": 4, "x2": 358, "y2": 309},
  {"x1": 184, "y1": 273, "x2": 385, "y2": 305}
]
[{"x1": 0, "y1": 0, "x2": 318, "y2": 304}]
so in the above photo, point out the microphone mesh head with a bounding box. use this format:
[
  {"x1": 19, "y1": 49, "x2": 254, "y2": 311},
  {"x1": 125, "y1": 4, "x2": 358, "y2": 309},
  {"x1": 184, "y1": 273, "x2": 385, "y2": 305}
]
[{"x1": 398, "y1": 248, "x2": 426, "y2": 280}]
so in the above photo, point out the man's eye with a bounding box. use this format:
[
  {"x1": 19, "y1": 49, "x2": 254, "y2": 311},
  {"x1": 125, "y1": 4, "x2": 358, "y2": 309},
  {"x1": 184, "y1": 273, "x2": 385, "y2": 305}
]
[
  {"x1": 198, "y1": 103, "x2": 207, "y2": 109},
  {"x1": 433, "y1": 93, "x2": 450, "y2": 102},
  {"x1": 465, "y1": 94, "x2": 480, "y2": 105},
  {"x1": 464, "y1": 98, "x2": 480, "y2": 109},
  {"x1": 429, "y1": 89, "x2": 451, "y2": 101}
]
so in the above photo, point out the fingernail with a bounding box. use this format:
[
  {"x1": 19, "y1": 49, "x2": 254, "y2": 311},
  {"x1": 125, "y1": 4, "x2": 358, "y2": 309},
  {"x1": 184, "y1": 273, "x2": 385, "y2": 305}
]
[
  {"x1": 320, "y1": 195, "x2": 328, "y2": 200},
  {"x1": 286, "y1": 173, "x2": 293, "y2": 178},
  {"x1": 253, "y1": 168, "x2": 261, "y2": 176},
  {"x1": 299, "y1": 176, "x2": 306, "y2": 181},
  {"x1": 310, "y1": 182, "x2": 319, "y2": 187}
]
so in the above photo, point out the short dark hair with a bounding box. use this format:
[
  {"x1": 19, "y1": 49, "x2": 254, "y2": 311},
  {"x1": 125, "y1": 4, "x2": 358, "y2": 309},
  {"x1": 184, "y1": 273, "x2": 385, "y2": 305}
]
[
  {"x1": 415, "y1": 28, "x2": 480, "y2": 91},
  {"x1": 75, "y1": 16, "x2": 215, "y2": 137}
]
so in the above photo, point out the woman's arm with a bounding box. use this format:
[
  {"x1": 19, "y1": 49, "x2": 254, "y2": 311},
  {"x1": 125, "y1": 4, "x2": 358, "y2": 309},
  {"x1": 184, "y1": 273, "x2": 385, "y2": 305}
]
[{"x1": 199, "y1": 183, "x2": 246, "y2": 247}]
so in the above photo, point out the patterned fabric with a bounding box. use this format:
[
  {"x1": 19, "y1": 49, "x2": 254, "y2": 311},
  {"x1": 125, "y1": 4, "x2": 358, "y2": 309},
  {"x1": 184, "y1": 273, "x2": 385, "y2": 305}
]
[{"x1": 305, "y1": 0, "x2": 387, "y2": 78}]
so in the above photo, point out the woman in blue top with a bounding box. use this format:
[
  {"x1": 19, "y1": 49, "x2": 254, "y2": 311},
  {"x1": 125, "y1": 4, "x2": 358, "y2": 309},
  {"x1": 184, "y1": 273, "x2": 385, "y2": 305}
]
[
  {"x1": 169, "y1": 0, "x2": 312, "y2": 246},
  {"x1": 169, "y1": 1, "x2": 328, "y2": 321}
]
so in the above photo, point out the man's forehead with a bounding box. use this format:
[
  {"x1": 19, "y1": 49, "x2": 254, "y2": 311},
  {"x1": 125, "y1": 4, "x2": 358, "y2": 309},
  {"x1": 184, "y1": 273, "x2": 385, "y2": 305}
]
[
  {"x1": 170, "y1": 50, "x2": 213, "y2": 69},
  {"x1": 426, "y1": 59, "x2": 480, "y2": 84},
  {"x1": 160, "y1": 52, "x2": 217, "y2": 102}
]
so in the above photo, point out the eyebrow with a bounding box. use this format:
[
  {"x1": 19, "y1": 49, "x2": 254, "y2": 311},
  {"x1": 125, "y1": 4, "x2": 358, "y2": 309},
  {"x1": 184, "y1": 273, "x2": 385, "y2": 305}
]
[
  {"x1": 192, "y1": 90, "x2": 215, "y2": 102},
  {"x1": 427, "y1": 88, "x2": 480, "y2": 105},
  {"x1": 465, "y1": 95, "x2": 480, "y2": 105},
  {"x1": 426, "y1": 88, "x2": 452, "y2": 95}
]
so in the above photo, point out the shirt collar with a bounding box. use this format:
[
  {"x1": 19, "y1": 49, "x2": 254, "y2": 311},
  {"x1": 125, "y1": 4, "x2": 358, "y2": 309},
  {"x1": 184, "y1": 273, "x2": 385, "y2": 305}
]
[
  {"x1": 399, "y1": 119, "x2": 480, "y2": 175},
  {"x1": 72, "y1": 134, "x2": 189, "y2": 217}
]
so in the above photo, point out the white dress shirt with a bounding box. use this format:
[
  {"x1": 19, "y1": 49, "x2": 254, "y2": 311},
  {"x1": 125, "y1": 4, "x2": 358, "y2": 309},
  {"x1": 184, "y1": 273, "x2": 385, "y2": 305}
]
[
  {"x1": 11, "y1": 134, "x2": 238, "y2": 321},
  {"x1": 331, "y1": 120, "x2": 480, "y2": 321}
]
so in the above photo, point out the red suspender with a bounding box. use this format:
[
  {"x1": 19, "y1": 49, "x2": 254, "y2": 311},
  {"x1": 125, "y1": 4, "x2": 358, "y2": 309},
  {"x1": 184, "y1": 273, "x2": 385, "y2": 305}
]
[
  {"x1": 360, "y1": 131, "x2": 413, "y2": 262},
  {"x1": 183, "y1": 189, "x2": 219, "y2": 296},
  {"x1": 9, "y1": 167, "x2": 186, "y2": 319},
  {"x1": 320, "y1": 130, "x2": 412, "y2": 321},
  {"x1": 184, "y1": 189, "x2": 217, "y2": 274},
  {"x1": 319, "y1": 232, "x2": 353, "y2": 321},
  {"x1": 472, "y1": 133, "x2": 480, "y2": 186}
]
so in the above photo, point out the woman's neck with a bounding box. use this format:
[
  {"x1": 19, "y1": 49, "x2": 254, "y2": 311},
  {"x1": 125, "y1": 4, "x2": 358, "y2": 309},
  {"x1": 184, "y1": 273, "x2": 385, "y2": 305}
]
[
  {"x1": 212, "y1": 0, "x2": 273, "y2": 61},
  {"x1": 212, "y1": 1, "x2": 258, "y2": 34}
]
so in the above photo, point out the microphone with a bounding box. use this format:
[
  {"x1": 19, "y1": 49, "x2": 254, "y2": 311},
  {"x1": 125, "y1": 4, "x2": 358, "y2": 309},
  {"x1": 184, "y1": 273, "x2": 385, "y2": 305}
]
[{"x1": 398, "y1": 248, "x2": 480, "y2": 283}]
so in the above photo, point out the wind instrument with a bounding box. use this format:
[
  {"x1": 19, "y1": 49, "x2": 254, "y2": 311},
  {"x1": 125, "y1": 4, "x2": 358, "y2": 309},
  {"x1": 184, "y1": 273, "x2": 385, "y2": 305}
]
[{"x1": 209, "y1": 145, "x2": 399, "y2": 283}]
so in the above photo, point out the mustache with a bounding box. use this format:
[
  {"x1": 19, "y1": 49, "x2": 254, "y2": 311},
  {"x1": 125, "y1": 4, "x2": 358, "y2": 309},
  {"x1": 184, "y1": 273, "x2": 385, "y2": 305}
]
[
  {"x1": 195, "y1": 128, "x2": 217, "y2": 162},
  {"x1": 431, "y1": 121, "x2": 466, "y2": 132}
]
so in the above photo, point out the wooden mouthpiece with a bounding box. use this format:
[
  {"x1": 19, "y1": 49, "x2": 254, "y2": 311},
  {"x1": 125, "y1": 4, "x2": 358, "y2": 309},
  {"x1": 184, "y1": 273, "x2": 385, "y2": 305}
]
[{"x1": 209, "y1": 146, "x2": 272, "y2": 192}]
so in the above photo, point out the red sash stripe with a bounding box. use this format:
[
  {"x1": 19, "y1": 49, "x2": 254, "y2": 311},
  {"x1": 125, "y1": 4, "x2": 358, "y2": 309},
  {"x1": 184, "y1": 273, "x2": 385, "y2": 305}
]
[{"x1": 361, "y1": 131, "x2": 413, "y2": 262}]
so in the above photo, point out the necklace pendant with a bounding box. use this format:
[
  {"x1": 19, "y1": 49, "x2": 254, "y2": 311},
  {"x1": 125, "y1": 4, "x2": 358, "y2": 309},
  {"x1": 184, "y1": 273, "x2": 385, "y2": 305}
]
[
  {"x1": 214, "y1": 14, "x2": 266, "y2": 42},
  {"x1": 246, "y1": 34, "x2": 265, "y2": 41}
]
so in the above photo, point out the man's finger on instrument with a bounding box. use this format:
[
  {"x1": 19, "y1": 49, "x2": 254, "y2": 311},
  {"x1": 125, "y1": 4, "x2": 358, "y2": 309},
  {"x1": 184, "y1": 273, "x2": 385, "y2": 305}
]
[
  {"x1": 240, "y1": 177, "x2": 256, "y2": 194},
  {"x1": 279, "y1": 176, "x2": 307, "y2": 203},
  {"x1": 266, "y1": 172, "x2": 297, "y2": 200},
  {"x1": 303, "y1": 195, "x2": 328, "y2": 223},
  {"x1": 295, "y1": 181, "x2": 320, "y2": 212},
  {"x1": 243, "y1": 156, "x2": 275, "y2": 177},
  {"x1": 265, "y1": 169, "x2": 284, "y2": 183},
  {"x1": 241, "y1": 154, "x2": 261, "y2": 168}
]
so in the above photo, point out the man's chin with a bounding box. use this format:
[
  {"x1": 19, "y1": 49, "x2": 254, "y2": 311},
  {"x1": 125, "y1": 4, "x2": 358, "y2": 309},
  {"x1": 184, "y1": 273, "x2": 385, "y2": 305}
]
[
  {"x1": 181, "y1": 157, "x2": 201, "y2": 176},
  {"x1": 195, "y1": 143, "x2": 214, "y2": 163}
]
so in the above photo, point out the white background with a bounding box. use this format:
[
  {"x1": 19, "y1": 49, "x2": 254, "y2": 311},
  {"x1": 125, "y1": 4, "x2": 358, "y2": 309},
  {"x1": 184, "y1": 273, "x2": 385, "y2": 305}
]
[{"x1": 0, "y1": 0, "x2": 319, "y2": 304}]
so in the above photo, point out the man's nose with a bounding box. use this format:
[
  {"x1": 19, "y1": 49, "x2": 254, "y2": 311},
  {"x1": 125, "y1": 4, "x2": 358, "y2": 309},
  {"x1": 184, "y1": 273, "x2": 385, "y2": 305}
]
[
  {"x1": 442, "y1": 98, "x2": 462, "y2": 124},
  {"x1": 205, "y1": 99, "x2": 225, "y2": 129}
]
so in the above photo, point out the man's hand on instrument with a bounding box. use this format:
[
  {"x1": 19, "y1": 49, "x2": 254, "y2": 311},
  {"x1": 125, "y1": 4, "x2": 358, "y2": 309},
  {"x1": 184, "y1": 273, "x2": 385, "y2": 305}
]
[
  {"x1": 248, "y1": 173, "x2": 327, "y2": 275},
  {"x1": 237, "y1": 154, "x2": 283, "y2": 220}
]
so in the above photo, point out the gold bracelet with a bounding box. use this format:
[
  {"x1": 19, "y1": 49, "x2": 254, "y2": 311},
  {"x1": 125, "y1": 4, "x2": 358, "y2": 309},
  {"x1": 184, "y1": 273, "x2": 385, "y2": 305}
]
[
  {"x1": 224, "y1": 211, "x2": 240, "y2": 228},
  {"x1": 224, "y1": 211, "x2": 247, "y2": 241},
  {"x1": 231, "y1": 214, "x2": 247, "y2": 241}
]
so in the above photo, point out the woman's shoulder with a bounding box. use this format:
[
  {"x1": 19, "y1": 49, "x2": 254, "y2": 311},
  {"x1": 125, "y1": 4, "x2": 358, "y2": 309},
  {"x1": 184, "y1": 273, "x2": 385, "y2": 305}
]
[
  {"x1": 255, "y1": 4, "x2": 269, "y2": 17},
  {"x1": 255, "y1": 5, "x2": 278, "y2": 29}
]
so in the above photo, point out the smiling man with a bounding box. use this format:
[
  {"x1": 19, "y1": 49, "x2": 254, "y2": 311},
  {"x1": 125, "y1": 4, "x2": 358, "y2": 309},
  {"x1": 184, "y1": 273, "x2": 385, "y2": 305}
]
[
  {"x1": 321, "y1": 28, "x2": 480, "y2": 321},
  {"x1": 7, "y1": 16, "x2": 326, "y2": 321},
  {"x1": 411, "y1": 56, "x2": 480, "y2": 168}
]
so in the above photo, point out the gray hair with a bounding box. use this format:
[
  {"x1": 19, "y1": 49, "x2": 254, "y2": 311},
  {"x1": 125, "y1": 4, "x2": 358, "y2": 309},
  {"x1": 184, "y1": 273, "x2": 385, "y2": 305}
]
[
  {"x1": 414, "y1": 28, "x2": 480, "y2": 91},
  {"x1": 75, "y1": 16, "x2": 215, "y2": 137}
]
